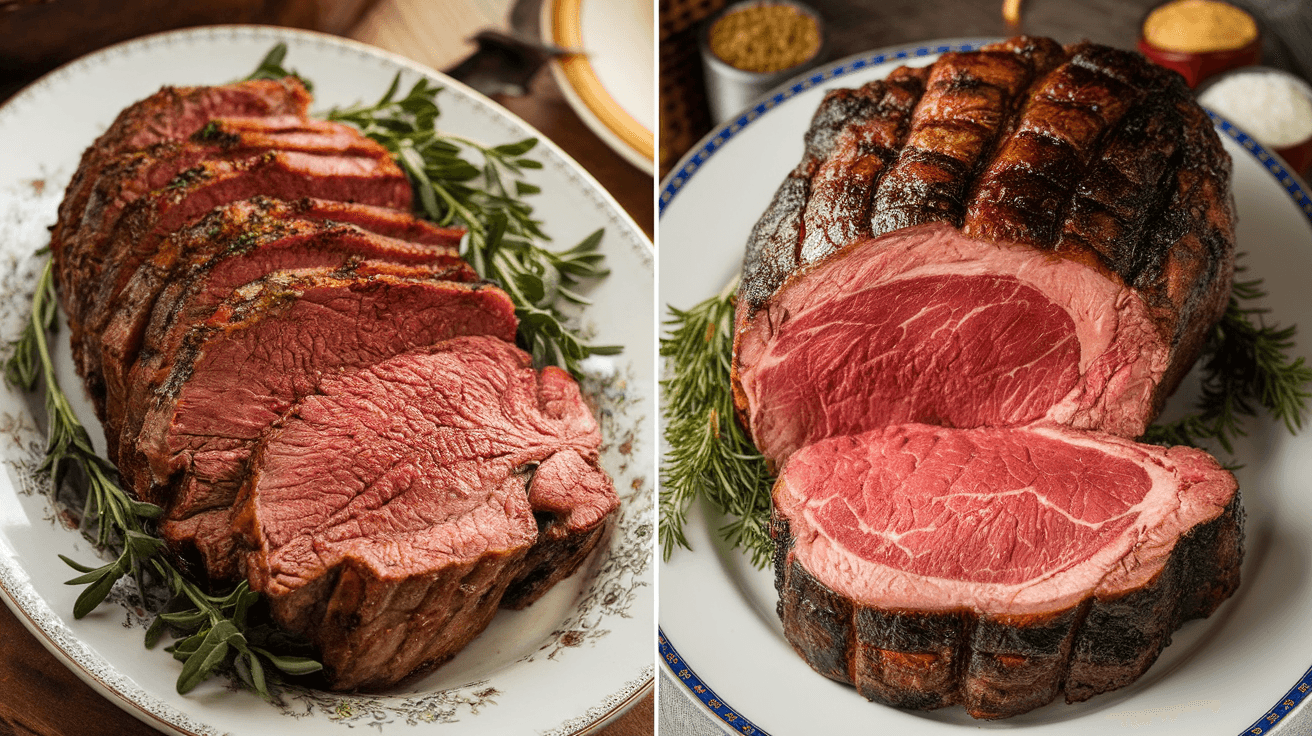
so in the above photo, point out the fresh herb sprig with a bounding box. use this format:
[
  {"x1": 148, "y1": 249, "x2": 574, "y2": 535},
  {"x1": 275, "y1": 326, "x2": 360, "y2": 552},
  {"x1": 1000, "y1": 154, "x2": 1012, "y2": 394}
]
[
  {"x1": 241, "y1": 42, "x2": 313, "y2": 92},
  {"x1": 660, "y1": 270, "x2": 1312, "y2": 567},
  {"x1": 4, "y1": 261, "x2": 322, "y2": 695},
  {"x1": 325, "y1": 73, "x2": 620, "y2": 374},
  {"x1": 1144, "y1": 270, "x2": 1312, "y2": 452},
  {"x1": 659, "y1": 276, "x2": 775, "y2": 568}
]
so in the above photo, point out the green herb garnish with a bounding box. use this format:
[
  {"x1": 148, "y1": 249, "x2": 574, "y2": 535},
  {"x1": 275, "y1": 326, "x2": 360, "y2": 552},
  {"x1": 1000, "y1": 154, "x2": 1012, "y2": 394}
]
[
  {"x1": 325, "y1": 74, "x2": 620, "y2": 375},
  {"x1": 242, "y1": 42, "x2": 313, "y2": 92},
  {"x1": 660, "y1": 269, "x2": 1312, "y2": 567},
  {"x1": 1143, "y1": 268, "x2": 1312, "y2": 453},
  {"x1": 5, "y1": 261, "x2": 321, "y2": 695},
  {"x1": 659, "y1": 276, "x2": 775, "y2": 568}
]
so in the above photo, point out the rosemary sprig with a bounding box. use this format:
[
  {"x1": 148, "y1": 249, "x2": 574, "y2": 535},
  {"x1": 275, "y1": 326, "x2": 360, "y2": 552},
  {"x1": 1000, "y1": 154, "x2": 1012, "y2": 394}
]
[
  {"x1": 659, "y1": 276, "x2": 775, "y2": 568},
  {"x1": 326, "y1": 74, "x2": 620, "y2": 374},
  {"x1": 4, "y1": 260, "x2": 321, "y2": 696},
  {"x1": 1143, "y1": 272, "x2": 1312, "y2": 452},
  {"x1": 242, "y1": 42, "x2": 313, "y2": 92},
  {"x1": 661, "y1": 270, "x2": 1312, "y2": 567}
]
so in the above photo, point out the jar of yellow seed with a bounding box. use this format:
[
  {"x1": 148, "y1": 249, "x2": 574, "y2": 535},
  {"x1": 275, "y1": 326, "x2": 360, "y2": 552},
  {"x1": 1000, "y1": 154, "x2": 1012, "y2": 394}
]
[
  {"x1": 699, "y1": 1, "x2": 826, "y2": 125},
  {"x1": 1137, "y1": 0, "x2": 1262, "y2": 87}
]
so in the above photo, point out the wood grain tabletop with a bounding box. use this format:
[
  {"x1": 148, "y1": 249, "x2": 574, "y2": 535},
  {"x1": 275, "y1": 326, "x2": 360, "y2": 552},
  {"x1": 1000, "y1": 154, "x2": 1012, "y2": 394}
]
[{"x1": 0, "y1": 1, "x2": 653, "y2": 734}]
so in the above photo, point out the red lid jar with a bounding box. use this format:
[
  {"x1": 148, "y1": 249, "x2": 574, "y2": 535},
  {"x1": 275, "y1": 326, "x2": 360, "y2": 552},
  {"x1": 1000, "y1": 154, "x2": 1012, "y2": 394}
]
[{"x1": 1137, "y1": 0, "x2": 1262, "y2": 88}]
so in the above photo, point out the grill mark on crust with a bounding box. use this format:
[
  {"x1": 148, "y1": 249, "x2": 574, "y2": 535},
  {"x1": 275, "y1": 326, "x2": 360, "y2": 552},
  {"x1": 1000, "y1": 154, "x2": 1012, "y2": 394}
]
[
  {"x1": 963, "y1": 44, "x2": 1151, "y2": 248},
  {"x1": 870, "y1": 48, "x2": 1041, "y2": 237},
  {"x1": 800, "y1": 69, "x2": 925, "y2": 264},
  {"x1": 739, "y1": 66, "x2": 929, "y2": 317},
  {"x1": 1056, "y1": 88, "x2": 1187, "y2": 283}
]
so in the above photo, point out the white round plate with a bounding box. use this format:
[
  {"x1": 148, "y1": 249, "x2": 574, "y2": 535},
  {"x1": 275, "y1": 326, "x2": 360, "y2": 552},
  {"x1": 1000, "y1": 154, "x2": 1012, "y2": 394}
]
[
  {"x1": 658, "y1": 40, "x2": 1312, "y2": 736},
  {"x1": 543, "y1": 0, "x2": 655, "y2": 174},
  {"x1": 0, "y1": 25, "x2": 653, "y2": 736}
]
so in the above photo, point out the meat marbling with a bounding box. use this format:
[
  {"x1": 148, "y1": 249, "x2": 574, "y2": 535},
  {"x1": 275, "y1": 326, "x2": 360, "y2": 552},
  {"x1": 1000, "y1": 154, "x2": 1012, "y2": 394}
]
[
  {"x1": 772, "y1": 423, "x2": 1242, "y2": 718},
  {"x1": 233, "y1": 336, "x2": 616, "y2": 690},
  {"x1": 730, "y1": 37, "x2": 1243, "y2": 718}
]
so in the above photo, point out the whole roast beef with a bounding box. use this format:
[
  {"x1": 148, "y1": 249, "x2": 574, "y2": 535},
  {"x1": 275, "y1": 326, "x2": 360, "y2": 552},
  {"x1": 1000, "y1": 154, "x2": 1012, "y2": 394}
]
[
  {"x1": 730, "y1": 37, "x2": 1242, "y2": 718},
  {"x1": 733, "y1": 37, "x2": 1234, "y2": 467},
  {"x1": 772, "y1": 423, "x2": 1241, "y2": 719},
  {"x1": 232, "y1": 336, "x2": 616, "y2": 690}
]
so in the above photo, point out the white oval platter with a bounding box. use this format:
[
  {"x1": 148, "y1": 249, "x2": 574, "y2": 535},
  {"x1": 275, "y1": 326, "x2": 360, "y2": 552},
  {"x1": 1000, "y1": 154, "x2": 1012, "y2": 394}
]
[{"x1": 0, "y1": 24, "x2": 654, "y2": 736}]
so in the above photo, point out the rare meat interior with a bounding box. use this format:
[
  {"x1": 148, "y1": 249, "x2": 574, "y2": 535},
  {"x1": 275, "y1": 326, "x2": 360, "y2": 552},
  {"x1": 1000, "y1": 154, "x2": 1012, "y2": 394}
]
[
  {"x1": 736, "y1": 222, "x2": 1168, "y2": 467},
  {"x1": 732, "y1": 36, "x2": 1243, "y2": 719}
]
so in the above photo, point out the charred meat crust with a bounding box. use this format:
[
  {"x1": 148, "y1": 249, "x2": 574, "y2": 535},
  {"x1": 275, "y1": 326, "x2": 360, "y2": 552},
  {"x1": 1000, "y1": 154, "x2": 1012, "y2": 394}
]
[
  {"x1": 734, "y1": 38, "x2": 1232, "y2": 344},
  {"x1": 732, "y1": 38, "x2": 1235, "y2": 437},
  {"x1": 772, "y1": 493, "x2": 1243, "y2": 719}
]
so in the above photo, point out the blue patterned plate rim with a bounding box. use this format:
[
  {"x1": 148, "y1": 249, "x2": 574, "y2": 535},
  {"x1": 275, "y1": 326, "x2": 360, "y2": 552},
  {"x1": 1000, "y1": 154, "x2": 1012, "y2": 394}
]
[{"x1": 657, "y1": 38, "x2": 1312, "y2": 736}]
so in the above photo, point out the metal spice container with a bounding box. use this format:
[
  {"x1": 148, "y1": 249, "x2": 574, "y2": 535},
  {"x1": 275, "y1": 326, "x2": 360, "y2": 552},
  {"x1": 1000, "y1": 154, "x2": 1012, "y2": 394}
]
[{"x1": 699, "y1": 0, "x2": 826, "y2": 125}]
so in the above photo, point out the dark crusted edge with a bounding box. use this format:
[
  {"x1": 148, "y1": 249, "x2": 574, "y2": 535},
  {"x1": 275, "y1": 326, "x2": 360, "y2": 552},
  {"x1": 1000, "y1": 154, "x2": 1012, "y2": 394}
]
[{"x1": 770, "y1": 491, "x2": 1244, "y2": 719}]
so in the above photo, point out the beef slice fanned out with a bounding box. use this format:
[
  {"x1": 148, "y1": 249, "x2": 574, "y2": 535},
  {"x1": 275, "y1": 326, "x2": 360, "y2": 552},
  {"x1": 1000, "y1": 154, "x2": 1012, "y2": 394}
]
[
  {"x1": 732, "y1": 39, "x2": 1234, "y2": 468},
  {"x1": 118, "y1": 271, "x2": 518, "y2": 580},
  {"x1": 51, "y1": 78, "x2": 312, "y2": 275},
  {"x1": 64, "y1": 150, "x2": 413, "y2": 395},
  {"x1": 231, "y1": 336, "x2": 618, "y2": 690},
  {"x1": 93, "y1": 199, "x2": 471, "y2": 437},
  {"x1": 65, "y1": 125, "x2": 397, "y2": 309},
  {"x1": 772, "y1": 423, "x2": 1242, "y2": 719},
  {"x1": 64, "y1": 149, "x2": 411, "y2": 328}
]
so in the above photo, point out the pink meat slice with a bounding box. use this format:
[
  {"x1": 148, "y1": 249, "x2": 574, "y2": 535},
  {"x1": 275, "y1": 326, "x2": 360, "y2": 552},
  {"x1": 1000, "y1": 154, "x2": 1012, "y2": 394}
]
[
  {"x1": 734, "y1": 222, "x2": 1168, "y2": 468},
  {"x1": 773, "y1": 422, "x2": 1238, "y2": 617},
  {"x1": 233, "y1": 336, "x2": 617, "y2": 690}
]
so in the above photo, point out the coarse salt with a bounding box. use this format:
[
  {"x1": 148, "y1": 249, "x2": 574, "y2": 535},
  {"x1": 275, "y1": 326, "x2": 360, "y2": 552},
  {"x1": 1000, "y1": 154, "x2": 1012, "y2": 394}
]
[{"x1": 1199, "y1": 71, "x2": 1312, "y2": 148}]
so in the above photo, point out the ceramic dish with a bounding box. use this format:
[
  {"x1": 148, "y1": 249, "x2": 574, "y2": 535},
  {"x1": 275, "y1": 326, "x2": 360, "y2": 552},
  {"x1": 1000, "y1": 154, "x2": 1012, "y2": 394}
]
[
  {"x1": 0, "y1": 24, "x2": 654, "y2": 736},
  {"x1": 543, "y1": 0, "x2": 655, "y2": 173},
  {"x1": 659, "y1": 39, "x2": 1312, "y2": 735}
]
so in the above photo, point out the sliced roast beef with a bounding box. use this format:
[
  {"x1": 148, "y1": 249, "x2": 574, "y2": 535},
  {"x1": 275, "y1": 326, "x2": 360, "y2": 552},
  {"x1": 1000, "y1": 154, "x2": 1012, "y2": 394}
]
[
  {"x1": 772, "y1": 423, "x2": 1242, "y2": 718},
  {"x1": 91, "y1": 195, "x2": 463, "y2": 356},
  {"x1": 57, "y1": 113, "x2": 358, "y2": 267},
  {"x1": 94, "y1": 202, "x2": 474, "y2": 444},
  {"x1": 64, "y1": 149, "x2": 410, "y2": 324},
  {"x1": 230, "y1": 336, "x2": 617, "y2": 690},
  {"x1": 732, "y1": 39, "x2": 1234, "y2": 468},
  {"x1": 63, "y1": 151, "x2": 412, "y2": 392},
  {"x1": 116, "y1": 270, "x2": 517, "y2": 580},
  {"x1": 51, "y1": 79, "x2": 312, "y2": 278},
  {"x1": 62, "y1": 129, "x2": 399, "y2": 335}
]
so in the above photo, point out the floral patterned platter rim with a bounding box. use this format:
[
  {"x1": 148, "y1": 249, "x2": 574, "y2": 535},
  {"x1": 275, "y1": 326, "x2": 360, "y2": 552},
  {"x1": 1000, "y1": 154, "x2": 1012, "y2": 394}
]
[
  {"x1": 658, "y1": 39, "x2": 1312, "y2": 736},
  {"x1": 0, "y1": 25, "x2": 654, "y2": 736}
]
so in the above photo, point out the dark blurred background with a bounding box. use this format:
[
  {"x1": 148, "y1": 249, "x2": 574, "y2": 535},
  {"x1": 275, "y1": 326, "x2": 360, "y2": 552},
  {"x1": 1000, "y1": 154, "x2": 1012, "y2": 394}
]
[
  {"x1": 0, "y1": 0, "x2": 355, "y2": 98},
  {"x1": 659, "y1": 0, "x2": 1312, "y2": 177}
]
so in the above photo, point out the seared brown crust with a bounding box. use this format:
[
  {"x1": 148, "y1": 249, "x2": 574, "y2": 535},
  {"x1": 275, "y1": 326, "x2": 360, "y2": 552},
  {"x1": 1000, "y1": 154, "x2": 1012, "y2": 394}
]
[
  {"x1": 870, "y1": 39, "x2": 1063, "y2": 240},
  {"x1": 50, "y1": 79, "x2": 312, "y2": 292},
  {"x1": 738, "y1": 66, "x2": 930, "y2": 315},
  {"x1": 771, "y1": 492, "x2": 1244, "y2": 719},
  {"x1": 800, "y1": 68, "x2": 927, "y2": 263},
  {"x1": 734, "y1": 37, "x2": 1235, "y2": 434},
  {"x1": 500, "y1": 514, "x2": 611, "y2": 609}
]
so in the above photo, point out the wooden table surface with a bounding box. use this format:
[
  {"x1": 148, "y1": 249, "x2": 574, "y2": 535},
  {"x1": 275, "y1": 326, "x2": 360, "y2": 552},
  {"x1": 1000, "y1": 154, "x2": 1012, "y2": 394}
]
[{"x1": 0, "y1": 1, "x2": 653, "y2": 734}]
